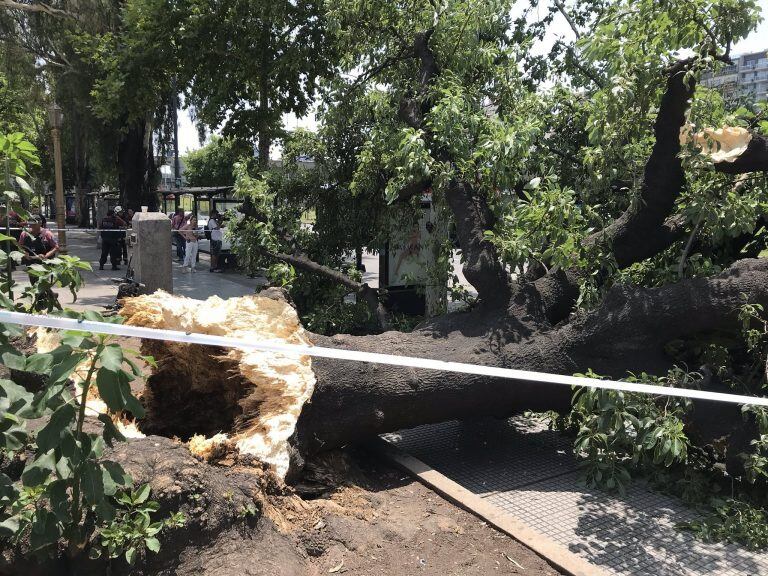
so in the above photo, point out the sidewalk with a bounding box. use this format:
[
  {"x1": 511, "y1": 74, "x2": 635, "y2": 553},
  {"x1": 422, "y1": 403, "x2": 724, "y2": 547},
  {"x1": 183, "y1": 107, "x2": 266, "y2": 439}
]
[
  {"x1": 9, "y1": 229, "x2": 267, "y2": 312},
  {"x1": 385, "y1": 417, "x2": 768, "y2": 576}
]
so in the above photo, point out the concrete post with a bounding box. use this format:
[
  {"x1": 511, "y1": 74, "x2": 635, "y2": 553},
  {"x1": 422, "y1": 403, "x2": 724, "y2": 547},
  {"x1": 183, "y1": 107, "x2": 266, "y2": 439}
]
[{"x1": 132, "y1": 212, "x2": 172, "y2": 294}]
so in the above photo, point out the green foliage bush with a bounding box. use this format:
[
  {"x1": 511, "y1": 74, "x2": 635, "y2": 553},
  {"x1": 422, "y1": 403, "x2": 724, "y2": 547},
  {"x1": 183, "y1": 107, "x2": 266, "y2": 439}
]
[{"x1": 0, "y1": 134, "x2": 181, "y2": 566}]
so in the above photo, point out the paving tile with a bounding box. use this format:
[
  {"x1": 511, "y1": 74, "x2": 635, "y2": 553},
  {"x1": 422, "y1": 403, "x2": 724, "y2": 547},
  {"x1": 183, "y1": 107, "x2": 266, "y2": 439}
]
[{"x1": 383, "y1": 417, "x2": 768, "y2": 576}]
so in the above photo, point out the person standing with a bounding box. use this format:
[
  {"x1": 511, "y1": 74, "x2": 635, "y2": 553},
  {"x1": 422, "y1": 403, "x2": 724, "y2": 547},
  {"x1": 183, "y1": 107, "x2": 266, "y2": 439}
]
[
  {"x1": 171, "y1": 207, "x2": 186, "y2": 262},
  {"x1": 206, "y1": 209, "x2": 224, "y2": 272},
  {"x1": 18, "y1": 216, "x2": 60, "y2": 310},
  {"x1": 18, "y1": 216, "x2": 59, "y2": 265},
  {"x1": 99, "y1": 209, "x2": 124, "y2": 271},
  {"x1": 180, "y1": 213, "x2": 199, "y2": 273}
]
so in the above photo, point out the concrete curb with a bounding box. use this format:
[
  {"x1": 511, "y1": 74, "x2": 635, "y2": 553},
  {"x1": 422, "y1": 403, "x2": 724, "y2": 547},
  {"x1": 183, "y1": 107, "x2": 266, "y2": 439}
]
[{"x1": 373, "y1": 438, "x2": 609, "y2": 576}]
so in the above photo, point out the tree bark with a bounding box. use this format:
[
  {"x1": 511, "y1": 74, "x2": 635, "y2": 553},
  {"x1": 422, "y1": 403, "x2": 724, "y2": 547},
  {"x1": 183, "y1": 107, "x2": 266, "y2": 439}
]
[
  {"x1": 584, "y1": 59, "x2": 695, "y2": 268},
  {"x1": 117, "y1": 118, "x2": 158, "y2": 212},
  {"x1": 131, "y1": 259, "x2": 768, "y2": 481},
  {"x1": 289, "y1": 259, "x2": 768, "y2": 471}
]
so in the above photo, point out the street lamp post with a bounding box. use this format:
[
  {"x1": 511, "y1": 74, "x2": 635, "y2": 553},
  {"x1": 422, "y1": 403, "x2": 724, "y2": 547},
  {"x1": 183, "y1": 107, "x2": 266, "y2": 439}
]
[{"x1": 48, "y1": 102, "x2": 67, "y2": 253}]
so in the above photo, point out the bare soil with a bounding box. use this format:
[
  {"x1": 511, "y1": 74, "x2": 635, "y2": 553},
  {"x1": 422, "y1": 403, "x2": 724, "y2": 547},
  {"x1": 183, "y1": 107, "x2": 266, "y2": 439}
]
[
  {"x1": 269, "y1": 449, "x2": 561, "y2": 576},
  {"x1": 1, "y1": 332, "x2": 561, "y2": 575}
]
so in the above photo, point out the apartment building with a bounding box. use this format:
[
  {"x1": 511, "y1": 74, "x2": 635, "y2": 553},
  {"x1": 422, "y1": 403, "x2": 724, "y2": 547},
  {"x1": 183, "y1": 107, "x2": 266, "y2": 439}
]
[{"x1": 701, "y1": 50, "x2": 768, "y2": 103}]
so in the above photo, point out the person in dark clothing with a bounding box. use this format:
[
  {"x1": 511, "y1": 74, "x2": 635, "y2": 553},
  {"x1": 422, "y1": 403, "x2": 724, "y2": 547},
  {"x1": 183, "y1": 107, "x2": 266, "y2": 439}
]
[
  {"x1": 99, "y1": 209, "x2": 126, "y2": 270},
  {"x1": 18, "y1": 216, "x2": 60, "y2": 310},
  {"x1": 171, "y1": 207, "x2": 186, "y2": 262},
  {"x1": 18, "y1": 216, "x2": 59, "y2": 265}
]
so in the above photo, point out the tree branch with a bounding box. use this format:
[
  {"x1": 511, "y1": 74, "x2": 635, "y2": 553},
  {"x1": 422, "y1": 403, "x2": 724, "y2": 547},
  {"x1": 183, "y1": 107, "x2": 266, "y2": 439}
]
[
  {"x1": 0, "y1": 0, "x2": 77, "y2": 18},
  {"x1": 714, "y1": 134, "x2": 768, "y2": 174},
  {"x1": 265, "y1": 250, "x2": 390, "y2": 331},
  {"x1": 585, "y1": 58, "x2": 696, "y2": 268},
  {"x1": 565, "y1": 46, "x2": 605, "y2": 89},
  {"x1": 553, "y1": 0, "x2": 581, "y2": 39},
  {"x1": 398, "y1": 29, "x2": 512, "y2": 306},
  {"x1": 445, "y1": 181, "x2": 511, "y2": 306}
]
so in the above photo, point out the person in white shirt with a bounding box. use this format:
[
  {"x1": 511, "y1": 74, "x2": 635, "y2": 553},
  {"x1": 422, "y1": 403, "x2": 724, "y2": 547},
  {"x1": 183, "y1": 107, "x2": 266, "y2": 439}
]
[
  {"x1": 206, "y1": 210, "x2": 224, "y2": 273},
  {"x1": 180, "y1": 213, "x2": 199, "y2": 273}
]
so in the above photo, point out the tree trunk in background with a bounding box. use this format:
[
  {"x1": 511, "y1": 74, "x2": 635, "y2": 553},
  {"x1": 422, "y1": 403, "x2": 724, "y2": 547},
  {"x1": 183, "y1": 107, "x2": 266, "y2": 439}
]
[
  {"x1": 424, "y1": 203, "x2": 450, "y2": 317},
  {"x1": 71, "y1": 107, "x2": 92, "y2": 227},
  {"x1": 118, "y1": 118, "x2": 158, "y2": 211},
  {"x1": 256, "y1": 20, "x2": 271, "y2": 171}
]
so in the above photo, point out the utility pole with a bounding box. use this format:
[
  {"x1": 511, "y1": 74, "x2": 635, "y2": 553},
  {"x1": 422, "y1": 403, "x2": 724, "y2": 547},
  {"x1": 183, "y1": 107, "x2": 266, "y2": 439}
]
[{"x1": 48, "y1": 102, "x2": 67, "y2": 253}]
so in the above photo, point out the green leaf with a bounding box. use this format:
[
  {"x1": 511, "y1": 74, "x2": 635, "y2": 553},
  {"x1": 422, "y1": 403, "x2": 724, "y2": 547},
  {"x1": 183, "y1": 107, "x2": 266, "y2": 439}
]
[
  {"x1": 125, "y1": 546, "x2": 138, "y2": 565},
  {"x1": 15, "y1": 175, "x2": 34, "y2": 195},
  {"x1": 134, "y1": 483, "x2": 151, "y2": 504},
  {"x1": 124, "y1": 357, "x2": 143, "y2": 377},
  {"x1": 98, "y1": 413, "x2": 126, "y2": 446},
  {"x1": 21, "y1": 450, "x2": 56, "y2": 487},
  {"x1": 99, "y1": 345, "x2": 123, "y2": 372},
  {"x1": 0, "y1": 516, "x2": 20, "y2": 536},
  {"x1": 60, "y1": 432, "x2": 86, "y2": 468},
  {"x1": 29, "y1": 510, "x2": 62, "y2": 554},
  {"x1": 101, "y1": 460, "x2": 131, "y2": 495},
  {"x1": 95, "y1": 500, "x2": 116, "y2": 523},
  {"x1": 49, "y1": 352, "x2": 87, "y2": 384},
  {"x1": 24, "y1": 353, "x2": 54, "y2": 374},
  {"x1": 145, "y1": 537, "x2": 161, "y2": 553},
  {"x1": 81, "y1": 461, "x2": 105, "y2": 505},
  {"x1": 0, "y1": 378, "x2": 37, "y2": 418},
  {"x1": 96, "y1": 369, "x2": 127, "y2": 411},
  {"x1": 59, "y1": 331, "x2": 96, "y2": 349},
  {"x1": 36, "y1": 403, "x2": 76, "y2": 452},
  {"x1": 83, "y1": 310, "x2": 105, "y2": 323},
  {"x1": 1, "y1": 349, "x2": 27, "y2": 371},
  {"x1": 124, "y1": 387, "x2": 145, "y2": 419},
  {"x1": 48, "y1": 479, "x2": 72, "y2": 523},
  {"x1": 0, "y1": 427, "x2": 27, "y2": 452}
]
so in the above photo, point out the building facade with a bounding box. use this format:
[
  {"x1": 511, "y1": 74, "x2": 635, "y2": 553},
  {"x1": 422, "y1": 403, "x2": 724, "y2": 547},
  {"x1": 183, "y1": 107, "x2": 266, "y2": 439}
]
[{"x1": 701, "y1": 50, "x2": 768, "y2": 104}]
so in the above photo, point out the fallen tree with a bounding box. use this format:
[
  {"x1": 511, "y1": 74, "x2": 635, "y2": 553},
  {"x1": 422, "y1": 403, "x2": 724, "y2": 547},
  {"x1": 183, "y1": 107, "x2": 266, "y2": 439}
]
[
  {"x1": 115, "y1": 5, "x2": 768, "y2": 483},
  {"x1": 121, "y1": 254, "x2": 767, "y2": 481}
]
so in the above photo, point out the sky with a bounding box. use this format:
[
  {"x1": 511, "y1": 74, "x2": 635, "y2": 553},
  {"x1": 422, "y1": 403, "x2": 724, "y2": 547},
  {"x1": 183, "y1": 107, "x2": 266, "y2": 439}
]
[{"x1": 176, "y1": 0, "x2": 768, "y2": 155}]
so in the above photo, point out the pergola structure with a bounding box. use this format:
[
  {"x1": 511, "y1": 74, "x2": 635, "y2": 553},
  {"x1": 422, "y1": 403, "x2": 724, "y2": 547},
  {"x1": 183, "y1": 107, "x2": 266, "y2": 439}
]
[{"x1": 159, "y1": 186, "x2": 237, "y2": 220}]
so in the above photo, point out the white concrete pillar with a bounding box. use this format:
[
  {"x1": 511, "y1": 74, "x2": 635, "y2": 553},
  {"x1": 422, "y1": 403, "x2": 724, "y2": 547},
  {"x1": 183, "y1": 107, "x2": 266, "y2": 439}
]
[{"x1": 132, "y1": 212, "x2": 172, "y2": 294}]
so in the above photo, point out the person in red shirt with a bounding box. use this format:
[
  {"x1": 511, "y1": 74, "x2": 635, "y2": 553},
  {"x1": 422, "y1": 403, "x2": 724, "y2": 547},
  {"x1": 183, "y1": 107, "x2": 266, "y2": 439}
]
[{"x1": 18, "y1": 216, "x2": 59, "y2": 265}]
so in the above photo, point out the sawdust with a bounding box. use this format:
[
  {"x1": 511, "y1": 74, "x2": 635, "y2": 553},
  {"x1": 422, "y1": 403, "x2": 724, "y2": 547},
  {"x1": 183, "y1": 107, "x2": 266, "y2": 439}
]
[
  {"x1": 188, "y1": 433, "x2": 235, "y2": 462},
  {"x1": 120, "y1": 291, "x2": 316, "y2": 479}
]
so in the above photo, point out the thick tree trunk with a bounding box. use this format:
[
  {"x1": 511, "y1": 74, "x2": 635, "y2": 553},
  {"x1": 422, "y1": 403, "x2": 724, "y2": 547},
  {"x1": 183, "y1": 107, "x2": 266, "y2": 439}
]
[
  {"x1": 117, "y1": 118, "x2": 158, "y2": 211},
  {"x1": 70, "y1": 108, "x2": 93, "y2": 227},
  {"x1": 124, "y1": 259, "x2": 768, "y2": 481},
  {"x1": 292, "y1": 258, "x2": 768, "y2": 471}
]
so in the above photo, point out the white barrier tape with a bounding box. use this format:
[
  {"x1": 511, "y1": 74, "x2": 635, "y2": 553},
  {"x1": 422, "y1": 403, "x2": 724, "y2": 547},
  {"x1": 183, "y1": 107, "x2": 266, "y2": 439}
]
[
  {"x1": 4, "y1": 227, "x2": 202, "y2": 233},
  {"x1": 4, "y1": 227, "x2": 129, "y2": 232},
  {"x1": 0, "y1": 309, "x2": 767, "y2": 408}
]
